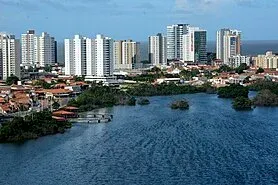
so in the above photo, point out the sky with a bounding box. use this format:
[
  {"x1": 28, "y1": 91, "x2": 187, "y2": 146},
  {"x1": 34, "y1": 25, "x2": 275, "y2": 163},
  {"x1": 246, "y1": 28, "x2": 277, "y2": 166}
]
[{"x1": 0, "y1": 0, "x2": 278, "y2": 41}]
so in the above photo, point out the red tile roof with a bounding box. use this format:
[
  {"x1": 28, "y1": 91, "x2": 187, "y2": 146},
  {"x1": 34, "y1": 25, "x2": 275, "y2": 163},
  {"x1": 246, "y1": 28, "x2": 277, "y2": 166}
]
[
  {"x1": 64, "y1": 106, "x2": 79, "y2": 110},
  {"x1": 53, "y1": 110, "x2": 76, "y2": 116}
]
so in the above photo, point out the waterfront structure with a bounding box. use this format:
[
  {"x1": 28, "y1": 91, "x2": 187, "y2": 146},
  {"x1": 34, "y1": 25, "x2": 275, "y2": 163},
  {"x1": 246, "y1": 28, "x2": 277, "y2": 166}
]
[
  {"x1": 21, "y1": 30, "x2": 36, "y2": 67},
  {"x1": 149, "y1": 33, "x2": 167, "y2": 66},
  {"x1": 182, "y1": 27, "x2": 207, "y2": 64},
  {"x1": 167, "y1": 24, "x2": 189, "y2": 60},
  {"x1": 34, "y1": 32, "x2": 56, "y2": 67},
  {"x1": 65, "y1": 34, "x2": 113, "y2": 77},
  {"x1": 216, "y1": 29, "x2": 241, "y2": 65},
  {"x1": 65, "y1": 35, "x2": 87, "y2": 76},
  {"x1": 254, "y1": 51, "x2": 278, "y2": 69},
  {"x1": 228, "y1": 55, "x2": 251, "y2": 68},
  {"x1": 0, "y1": 33, "x2": 20, "y2": 80},
  {"x1": 114, "y1": 40, "x2": 140, "y2": 70}
]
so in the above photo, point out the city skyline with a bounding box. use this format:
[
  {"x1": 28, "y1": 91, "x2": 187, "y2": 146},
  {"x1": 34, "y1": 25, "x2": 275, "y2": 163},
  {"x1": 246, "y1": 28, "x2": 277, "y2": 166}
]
[{"x1": 1, "y1": 0, "x2": 278, "y2": 41}]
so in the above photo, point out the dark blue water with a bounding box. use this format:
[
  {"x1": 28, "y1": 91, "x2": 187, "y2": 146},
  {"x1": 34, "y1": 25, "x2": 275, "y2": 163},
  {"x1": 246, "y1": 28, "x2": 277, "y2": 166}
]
[{"x1": 1, "y1": 94, "x2": 278, "y2": 185}]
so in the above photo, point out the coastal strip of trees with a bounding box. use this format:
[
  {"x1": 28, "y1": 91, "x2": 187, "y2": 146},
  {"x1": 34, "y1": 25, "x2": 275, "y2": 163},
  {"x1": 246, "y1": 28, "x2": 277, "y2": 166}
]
[
  {"x1": 218, "y1": 80, "x2": 278, "y2": 110},
  {"x1": 0, "y1": 111, "x2": 71, "y2": 143},
  {"x1": 126, "y1": 83, "x2": 216, "y2": 96}
]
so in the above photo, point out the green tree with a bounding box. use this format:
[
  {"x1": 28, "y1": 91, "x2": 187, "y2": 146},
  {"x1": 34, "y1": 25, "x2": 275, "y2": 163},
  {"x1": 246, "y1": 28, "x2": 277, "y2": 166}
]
[
  {"x1": 253, "y1": 89, "x2": 278, "y2": 106},
  {"x1": 52, "y1": 101, "x2": 60, "y2": 110},
  {"x1": 180, "y1": 69, "x2": 200, "y2": 81},
  {"x1": 235, "y1": 63, "x2": 248, "y2": 74},
  {"x1": 34, "y1": 79, "x2": 52, "y2": 89},
  {"x1": 0, "y1": 111, "x2": 71, "y2": 143},
  {"x1": 44, "y1": 65, "x2": 52, "y2": 72},
  {"x1": 232, "y1": 97, "x2": 253, "y2": 110},
  {"x1": 137, "y1": 98, "x2": 150, "y2": 105},
  {"x1": 243, "y1": 76, "x2": 251, "y2": 84},
  {"x1": 171, "y1": 100, "x2": 189, "y2": 110},
  {"x1": 218, "y1": 84, "x2": 249, "y2": 98},
  {"x1": 127, "y1": 97, "x2": 136, "y2": 106},
  {"x1": 256, "y1": 68, "x2": 265, "y2": 74},
  {"x1": 249, "y1": 80, "x2": 278, "y2": 95},
  {"x1": 74, "y1": 76, "x2": 85, "y2": 82},
  {"x1": 6, "y1": 75, "x2": 19, "y2": 85},
  {"x1": 216, "y1": 65, "x2": 233, "y2": 73}
]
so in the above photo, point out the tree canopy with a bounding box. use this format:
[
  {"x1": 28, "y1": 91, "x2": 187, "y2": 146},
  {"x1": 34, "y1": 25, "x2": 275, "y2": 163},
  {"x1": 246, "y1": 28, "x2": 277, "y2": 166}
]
[
  {"x1": 6, "y1": 75, "x2": 19, "y2": 85},
  {"x1": 232, "y1": 96, "x2": 253, "y2": 110},
  {"x1": 218, "y1": 84, "x2": 249, "y2": 98},
  {"x1": 256, "y1": 68, "x2": 265, "y2": 74}
]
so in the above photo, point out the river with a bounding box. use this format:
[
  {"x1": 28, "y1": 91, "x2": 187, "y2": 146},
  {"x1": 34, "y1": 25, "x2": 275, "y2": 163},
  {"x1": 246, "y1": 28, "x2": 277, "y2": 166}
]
[{"x1": 1, "y1": 93, "x2": 278, "y2": 185}]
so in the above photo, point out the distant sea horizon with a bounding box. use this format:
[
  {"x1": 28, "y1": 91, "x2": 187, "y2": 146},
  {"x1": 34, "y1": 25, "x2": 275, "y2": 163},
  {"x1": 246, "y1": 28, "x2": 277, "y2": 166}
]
[{"x1": 57, "y1": 40, "x2": 278, "y2": 63}]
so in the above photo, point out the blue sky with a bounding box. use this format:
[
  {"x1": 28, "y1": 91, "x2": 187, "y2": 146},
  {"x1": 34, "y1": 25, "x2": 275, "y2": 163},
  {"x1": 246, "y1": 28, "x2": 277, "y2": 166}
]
[{"x1": 0, "y1": 0, "x2": 278, "y2": 41}]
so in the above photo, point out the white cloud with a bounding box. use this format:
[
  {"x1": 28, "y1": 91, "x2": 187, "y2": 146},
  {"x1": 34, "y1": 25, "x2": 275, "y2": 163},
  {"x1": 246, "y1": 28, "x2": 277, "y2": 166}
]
[{"x1": 175, "y1": 0, "x2": 278, "y2": 14}]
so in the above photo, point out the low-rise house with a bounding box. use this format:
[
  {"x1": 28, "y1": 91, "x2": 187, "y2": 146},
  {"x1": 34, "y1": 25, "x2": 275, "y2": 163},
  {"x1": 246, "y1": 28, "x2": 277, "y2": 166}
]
[
  {"x1": 65, "y1": 86, "x2": 81, "y2": 95},
  {"x1": 228, "y1": 75, "x2": 245, "y2": 84},
  {"x1": 0, "y1": 103, "x2": 12, "y2": 114},
  {"x1": 39, "y1": 89, "x2": 73, "y2": 99},
  {"x1": 156, "y1": 78, "x2": 181, "y2": 84}
]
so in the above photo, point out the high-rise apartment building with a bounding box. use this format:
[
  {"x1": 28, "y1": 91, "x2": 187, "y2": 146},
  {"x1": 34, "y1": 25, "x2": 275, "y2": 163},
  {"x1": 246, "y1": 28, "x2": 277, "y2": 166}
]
[
  {"x1": 182, "y1": 27, "x2": 207, "y2": 64},
  {"x1": 65, "y1": 34, "x2": 113, "y2": 77},
  {"x1": 167, "y1": 24, "x2": 189, "y2": 60},
  {"x1": 86, "y1": 38, "x2": 95, "y2": 76},
  {"x1": 216, "y1": 29, "x2": 241, "y2": 65},
  {"x1": 65, "y1": 35, "x2": 87, "y2": 76},
  {"x1": 21, "y1": 30, "x2": 35, "y2": 67},
  {"x1": 34, "y1": 32, "x2": 56, "y2": 67},
  {"x1": 149, "y1": 33, "x2": 167, "y2": 66},
  {"x1": 0, "y1": 33, "x2": 20, "y2": 80},
  {"x1": 114, "y1": 40, "x2": 140, "y2": 70},
  {"x1": 95, "y1": 34, "x2": 113, "y2": 76},
  {"x1": 113, "y1": 40, "x2": 123, "y2": 70},
  {"x1": 228, "y1": 55, "x2": 251, "y2": 68}
]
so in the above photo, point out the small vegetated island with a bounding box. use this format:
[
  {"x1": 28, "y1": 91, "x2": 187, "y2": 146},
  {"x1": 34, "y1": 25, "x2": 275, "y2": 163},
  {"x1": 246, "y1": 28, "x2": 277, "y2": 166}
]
[
  {"x1": 250, "y1": 80, "x2": 278, "y2": 106},
  {"x1": 218, "y1": 81, "x2": 278, "y2": 110},
  {"x1": 217, "y1": 84, "x2": 252, "y2": 110},
  {"x1": 171, "y1": 100, "x2": 190, "y2": 110},
  {"x1": 137, "y1": 98, "x2": 150, "y2": 105},
  {"x1": 0, "y1": 111, "x2": 71, "y2": 143},
  {"x1": 232, "y1": 96, "x2": 253, "y2": 110}
]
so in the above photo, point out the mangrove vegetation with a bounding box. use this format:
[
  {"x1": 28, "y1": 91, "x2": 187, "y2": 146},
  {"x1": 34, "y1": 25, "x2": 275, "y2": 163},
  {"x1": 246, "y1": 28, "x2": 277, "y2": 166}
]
[{"x1": 0, "y1": 111, "x2": 71, "y2": 143}]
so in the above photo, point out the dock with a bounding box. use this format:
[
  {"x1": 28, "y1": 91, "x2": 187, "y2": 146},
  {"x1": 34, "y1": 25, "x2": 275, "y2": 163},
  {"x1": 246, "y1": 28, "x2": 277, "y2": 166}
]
[{"x1": 76, "y1": 113, "x2": 114, "y2": 123}]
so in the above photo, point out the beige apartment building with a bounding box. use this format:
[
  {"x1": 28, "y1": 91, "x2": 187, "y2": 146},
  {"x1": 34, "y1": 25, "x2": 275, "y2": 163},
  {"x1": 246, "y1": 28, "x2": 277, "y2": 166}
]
[
  {"x1": 254, "y1": 51, "x2": 278, "y2": 69},
  {"x1": 114, "y1": 40, "x2": 140, "y2": 70}
]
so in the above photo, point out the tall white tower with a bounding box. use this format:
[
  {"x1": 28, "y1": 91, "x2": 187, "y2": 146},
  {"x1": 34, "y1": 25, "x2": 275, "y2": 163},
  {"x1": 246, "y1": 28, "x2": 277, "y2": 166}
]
[
  {"x1": 0, "y1": 33, "x2": 20, "y2": 80},
  {"x1": 167, "y1": 24, "x2": 189, "y2": 60},
  {"x1": 149, "y1": 33, "x2": 167, "y2": 66},
  {"x1": 34, "y1": 32, "x2": 56, "y2": 67},
  {"x1": 21, "y1": 30, "x2": 36, "y2": 67},
  {"x1": 95, "y1": 34, "x2": 113, "y2": 77},
  {"x1": 217, "y1": 29, "x2": 241, "y2": 65},
  {"x1": 64, "y1": 35, "x2": 87, "y2": 76},
  {"x1": 182, "y1": 27, "x2": 207, "y2": 64}
]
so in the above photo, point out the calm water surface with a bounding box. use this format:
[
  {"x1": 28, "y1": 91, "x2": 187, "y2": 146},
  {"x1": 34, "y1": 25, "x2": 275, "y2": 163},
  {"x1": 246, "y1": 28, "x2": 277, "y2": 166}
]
[{"x1": 1, "y1": 94, "x2": 278, "y2": 185}]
